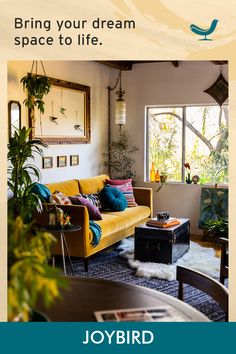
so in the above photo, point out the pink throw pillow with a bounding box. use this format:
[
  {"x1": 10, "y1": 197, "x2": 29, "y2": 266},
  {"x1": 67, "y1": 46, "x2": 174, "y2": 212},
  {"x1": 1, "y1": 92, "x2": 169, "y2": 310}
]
[
  {"x1": 106, "y1": 183, "x2": 137, "y2": 207},
  {"x1": 105, "y1": 178, "x2": 132, "y2": 186}
]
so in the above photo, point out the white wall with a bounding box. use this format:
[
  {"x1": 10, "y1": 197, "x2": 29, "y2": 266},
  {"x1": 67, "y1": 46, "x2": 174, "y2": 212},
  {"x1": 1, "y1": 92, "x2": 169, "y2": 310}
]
[
  {"x1": 111, "y1": 61, "x2": 228, "y2": 235},
  {"x1": 8, "y1": 60, "x2": 228, "y2": 234},
  {"x1": 8, "y1": 60, "x2": 111, "y2": 183}
]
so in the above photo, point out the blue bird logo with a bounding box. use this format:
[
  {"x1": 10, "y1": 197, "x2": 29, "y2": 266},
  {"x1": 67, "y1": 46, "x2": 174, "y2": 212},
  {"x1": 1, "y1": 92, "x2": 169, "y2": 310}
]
[{"x1": 190, "y1": 19, "x2": 219, "y2": 40}]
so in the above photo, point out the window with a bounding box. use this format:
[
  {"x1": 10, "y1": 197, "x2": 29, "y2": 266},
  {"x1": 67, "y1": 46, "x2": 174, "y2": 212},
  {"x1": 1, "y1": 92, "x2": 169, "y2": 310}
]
[{"x1": 146, "y1": 105, "x2": 228, "y2": 184}]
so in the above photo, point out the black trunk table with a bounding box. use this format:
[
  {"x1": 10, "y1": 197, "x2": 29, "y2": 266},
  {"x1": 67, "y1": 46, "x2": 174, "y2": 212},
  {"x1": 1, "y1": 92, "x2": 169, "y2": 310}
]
[{"x1": 135, "y1": 218, "x2": 190, "y2": 264}]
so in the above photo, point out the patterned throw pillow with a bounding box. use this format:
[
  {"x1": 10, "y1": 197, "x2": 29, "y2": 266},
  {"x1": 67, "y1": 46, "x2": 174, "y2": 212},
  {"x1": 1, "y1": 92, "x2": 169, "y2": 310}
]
[
  {"x1": 81, "y1": 193, "x2": 102, "y2": 210},
  {"x1": 51, "y1": 190, "x2": 72, "y2": 205},
  {"x1": 106, "y1": 182, "x2": 137, "y2": 207},
  {"x1": 69, "y1": 196, "x2": 102, "y2": 220},
  {"x1": 105, "y1": 178, "x2": 132, "y2": 186}
]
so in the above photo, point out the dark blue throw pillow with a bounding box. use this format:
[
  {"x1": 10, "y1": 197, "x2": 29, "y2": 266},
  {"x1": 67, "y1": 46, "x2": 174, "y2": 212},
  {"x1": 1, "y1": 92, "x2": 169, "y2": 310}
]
[
  {"x1": 32, "y1": 183, "x2": 51, "y2": 202},
  {"x1": 99, "y1": 186, "x2": 127, "y2": 211}
]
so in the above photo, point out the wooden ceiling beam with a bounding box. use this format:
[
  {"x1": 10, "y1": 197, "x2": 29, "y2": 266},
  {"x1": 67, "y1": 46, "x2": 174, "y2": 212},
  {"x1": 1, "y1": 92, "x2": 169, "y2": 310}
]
[
  {"x1": 98, "y1": 60, "x2": 228, "y2": 71},
  {"x1": 97, "y1": 61, "x2": 133, "y2": 71},
  {"x1": 211, "y1": 61, "x2": 228, "y2": 65},
  {"x1": 171, "y1": 61, "x2": 179, "y2": 67},
  {"x1": 97, "y1": 60, "x2": 181, "y2": 71}
]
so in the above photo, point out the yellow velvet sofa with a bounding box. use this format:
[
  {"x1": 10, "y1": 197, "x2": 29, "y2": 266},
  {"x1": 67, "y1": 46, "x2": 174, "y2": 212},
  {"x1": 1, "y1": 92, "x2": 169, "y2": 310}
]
[{"x1": 37, "y1": 174, "x2": 153, "y2": 271}]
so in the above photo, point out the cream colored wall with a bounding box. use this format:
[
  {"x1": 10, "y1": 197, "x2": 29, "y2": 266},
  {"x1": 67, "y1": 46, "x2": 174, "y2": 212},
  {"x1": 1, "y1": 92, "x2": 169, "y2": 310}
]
[
  {"x1": 8, "y1": 60, "x2": 111, "y2": 183},
  {"x1": 111, "y1": 61, "x2": 228, "y2": 235},
  {"x1": 8, "y1": 60, "x2": 229, "y2": 234}
]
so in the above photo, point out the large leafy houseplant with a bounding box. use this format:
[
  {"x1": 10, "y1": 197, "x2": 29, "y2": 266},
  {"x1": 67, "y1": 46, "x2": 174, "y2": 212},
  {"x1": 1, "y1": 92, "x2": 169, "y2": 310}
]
[
  {"x1": 8, "y1": 127, "x2": 47, "y2": 222},
  {"x1": 8, "y1": 127, "x2": 68, "y2": 321},
  {"x1": 8, "y1": 216, "x2": 67, "y2": 321}
]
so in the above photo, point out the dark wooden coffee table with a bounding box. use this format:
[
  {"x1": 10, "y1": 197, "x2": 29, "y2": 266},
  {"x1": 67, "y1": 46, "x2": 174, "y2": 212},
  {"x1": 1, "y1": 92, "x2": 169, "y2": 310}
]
[
  {"x1": 135, "y1": 218, "x2": 190, "y2": 264},
  {"x1": 37, "y1": 277, "x2": 209, "y2": 322}
]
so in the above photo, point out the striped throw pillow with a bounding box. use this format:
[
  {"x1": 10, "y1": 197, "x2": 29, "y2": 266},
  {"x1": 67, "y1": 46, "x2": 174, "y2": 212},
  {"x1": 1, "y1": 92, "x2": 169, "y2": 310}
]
[{"x1": 106, "y1": 182, "x2": 137, "y2": 207}]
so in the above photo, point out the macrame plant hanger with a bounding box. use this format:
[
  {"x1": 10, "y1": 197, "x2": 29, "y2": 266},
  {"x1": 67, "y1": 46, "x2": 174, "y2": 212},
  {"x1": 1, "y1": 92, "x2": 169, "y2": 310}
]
[{"x1": 30, "y1": 61, "x2": 47, "y2": 135}]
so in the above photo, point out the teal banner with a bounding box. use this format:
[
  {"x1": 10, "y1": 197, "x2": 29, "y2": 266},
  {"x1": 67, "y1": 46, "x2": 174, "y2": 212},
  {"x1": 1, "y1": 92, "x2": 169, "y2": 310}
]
[{"x1": 0, "y1": 322, "x2": 235, "y2": 353}]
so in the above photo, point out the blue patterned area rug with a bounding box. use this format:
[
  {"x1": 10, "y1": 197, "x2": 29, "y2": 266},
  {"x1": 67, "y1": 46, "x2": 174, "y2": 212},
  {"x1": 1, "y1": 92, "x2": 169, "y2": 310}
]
[{"x1": 60, "y1": 241, "x2": 226, "y2": 322}]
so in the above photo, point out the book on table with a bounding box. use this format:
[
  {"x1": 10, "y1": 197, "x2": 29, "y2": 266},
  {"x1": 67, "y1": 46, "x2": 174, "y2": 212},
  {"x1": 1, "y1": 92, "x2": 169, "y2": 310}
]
[
  {"x1": 94, "y1": 305, "x2": 191, "y2": 322},
  {"x1": 146, "y1": 217, "x2": 180, "y2": 228}
]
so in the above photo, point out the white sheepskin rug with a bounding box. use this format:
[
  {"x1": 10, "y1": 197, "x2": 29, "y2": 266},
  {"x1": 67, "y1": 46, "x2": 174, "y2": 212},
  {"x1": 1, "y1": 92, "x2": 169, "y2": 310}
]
[{"x1": 117, "y1": 238, "x2": 220, "y2": 281}]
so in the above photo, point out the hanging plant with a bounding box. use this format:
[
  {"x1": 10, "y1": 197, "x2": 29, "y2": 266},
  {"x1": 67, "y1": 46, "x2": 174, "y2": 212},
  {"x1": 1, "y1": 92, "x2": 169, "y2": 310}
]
[{"x1": 21, "y1": 73, "x2": 51, "y2": 115}]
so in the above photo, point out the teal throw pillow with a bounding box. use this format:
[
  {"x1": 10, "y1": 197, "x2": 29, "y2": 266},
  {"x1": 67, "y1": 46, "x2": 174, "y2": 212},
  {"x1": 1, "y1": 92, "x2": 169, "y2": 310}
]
[
  {"x1": 99, "y1": 186, "x2": 127, "y2": 211},
  {"x1": 32, "y1": 183, "x2": 51, "y2": 202}
]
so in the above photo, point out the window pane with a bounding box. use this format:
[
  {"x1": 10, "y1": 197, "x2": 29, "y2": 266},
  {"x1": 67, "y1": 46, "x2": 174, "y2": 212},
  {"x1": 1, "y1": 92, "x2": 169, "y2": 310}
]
[
  {"x1": 185, "y1": 106, "x2": 228, "y2": 184},
  {"x1": 148, "y1": 107, "x2": 183, "y2": 182}
]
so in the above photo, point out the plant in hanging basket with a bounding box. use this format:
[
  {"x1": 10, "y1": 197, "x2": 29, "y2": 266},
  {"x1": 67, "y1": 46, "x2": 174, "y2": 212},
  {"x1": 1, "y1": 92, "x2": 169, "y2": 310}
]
[{"x1": 21, "y1": 73, "x2": 51, "y2": 115}]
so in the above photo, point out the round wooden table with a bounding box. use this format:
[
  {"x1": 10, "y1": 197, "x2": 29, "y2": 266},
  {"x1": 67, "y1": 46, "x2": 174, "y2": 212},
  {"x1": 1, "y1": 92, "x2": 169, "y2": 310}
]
[{"x1": 37, "y1": 277, "x2": 210, "y2": 322}]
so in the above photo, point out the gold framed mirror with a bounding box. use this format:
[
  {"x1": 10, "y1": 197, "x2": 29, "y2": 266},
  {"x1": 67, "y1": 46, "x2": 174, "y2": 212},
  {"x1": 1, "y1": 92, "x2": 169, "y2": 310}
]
[{"x1": 29, "y1": 76, "x2": 91, "y2": 144}]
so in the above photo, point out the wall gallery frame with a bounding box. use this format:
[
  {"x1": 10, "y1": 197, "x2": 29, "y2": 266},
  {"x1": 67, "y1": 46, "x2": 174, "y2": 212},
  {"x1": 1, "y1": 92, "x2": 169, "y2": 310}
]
[
  {"x1": 29, "y1": 75, "x2": 91, "y2": 145},
  {"x1": 57, "y1": 155, "x2": 67, "y2": 167},
  {"x1": 70, "y1": 155, "x2": 79, "y2": 166},
  {"x1": 42, "y1": 156, "x2": 53, "y2": 169}
]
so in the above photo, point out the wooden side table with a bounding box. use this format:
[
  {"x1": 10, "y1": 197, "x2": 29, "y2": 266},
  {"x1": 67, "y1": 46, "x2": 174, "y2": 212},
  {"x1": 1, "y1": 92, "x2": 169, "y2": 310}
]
[{"x1": 45, "y1": 225, "x2": 82, "y2": 275}]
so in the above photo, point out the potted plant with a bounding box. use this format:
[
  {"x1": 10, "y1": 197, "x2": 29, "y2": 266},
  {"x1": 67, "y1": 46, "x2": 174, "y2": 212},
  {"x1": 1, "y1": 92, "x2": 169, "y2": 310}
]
[
  {"x1": 8, "y1": 127, "x2": 68, "y2": 321},
  {"x1": 21, "y1": 73, "x2": 51, "y2": 120},
  {"x1": 160, "y1": 172, "x2": 168, "y2": 184},
  {"x1": 8, "y1": 216, "x2": 67, "y2": 321},
  {"x1": 203, "y1": 218, "x2": 228, "y2": 242},
  {"x1": 104, "y1": 128, "x2": 138, "y2": 182},
  {"x1": 8, "y1": 127, "x2": 47, "y2": 222},
  {"x1": 156, "y1": 172, "x2": 168, "y2": 192}
]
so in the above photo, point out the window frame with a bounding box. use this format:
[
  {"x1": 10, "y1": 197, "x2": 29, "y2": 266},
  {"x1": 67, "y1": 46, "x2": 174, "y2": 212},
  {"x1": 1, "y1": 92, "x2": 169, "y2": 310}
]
[{"x1": 145, "y1": 103, "x2": 228, "y2": 185}]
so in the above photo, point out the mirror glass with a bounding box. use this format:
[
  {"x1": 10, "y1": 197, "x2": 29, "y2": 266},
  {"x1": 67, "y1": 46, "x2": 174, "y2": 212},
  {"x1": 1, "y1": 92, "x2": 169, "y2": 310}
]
[
  {"x1": 8, "y1": 101, "x2": 21, "y2": 139},
  {"x1": 29, "y1": 76, "x2": 91, "y2": 144}
]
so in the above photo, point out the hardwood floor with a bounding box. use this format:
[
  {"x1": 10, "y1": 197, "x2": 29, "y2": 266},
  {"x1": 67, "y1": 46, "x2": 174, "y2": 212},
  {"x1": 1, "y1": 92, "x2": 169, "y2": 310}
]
[{"x1": 191, "y1": 234, "x2": 221, "y2": 257}]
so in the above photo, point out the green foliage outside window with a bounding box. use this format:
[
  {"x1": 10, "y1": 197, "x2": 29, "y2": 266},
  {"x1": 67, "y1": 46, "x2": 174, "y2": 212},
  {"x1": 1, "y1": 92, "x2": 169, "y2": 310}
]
[{"x1": 148, "y1": 105, "x2": 228, "y2": 184}]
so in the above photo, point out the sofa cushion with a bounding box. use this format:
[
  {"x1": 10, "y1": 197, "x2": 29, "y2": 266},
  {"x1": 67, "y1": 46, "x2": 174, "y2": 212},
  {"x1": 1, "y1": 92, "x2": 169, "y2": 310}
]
[
  {"x1": 99, "y1": 186, "x2": 127, "y2": 211},
  {"x1": 105, "y1": 178, "x2": 132, "y2": 185},
  {"x1": 95, "y1": 206, "x2": 151, "y2": 237},
  {"x1": 69, "y1": 196, "x2": 102, "y2": 220},
  {"x1": 46, "y1": 179, "x2": 80, "y2": 196},
  {"x1": 106, "y1": 182, "x2": 137, "y2": 207},
  {"x1": 51, "y1": 191, "x2": 72, "y2": 205},
  {"x1": 78, "y1": 174, "x2": 109, "y2": 194},
  {"x1": 81, "y1": 193, "x2": 102, "y2": 209},
  {"x1": 32, "y1": 183, "x2": 51, "y2": 202}
]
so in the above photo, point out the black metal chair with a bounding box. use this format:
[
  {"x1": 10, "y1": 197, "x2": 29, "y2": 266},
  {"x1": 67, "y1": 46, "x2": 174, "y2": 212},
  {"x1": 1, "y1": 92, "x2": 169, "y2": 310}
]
[
  {"x1": 176, "y1": 265, "x2": 228, "y2": 321},
  {"x1": 219, "y1": 237, "x2": 228, "y2": 285}
]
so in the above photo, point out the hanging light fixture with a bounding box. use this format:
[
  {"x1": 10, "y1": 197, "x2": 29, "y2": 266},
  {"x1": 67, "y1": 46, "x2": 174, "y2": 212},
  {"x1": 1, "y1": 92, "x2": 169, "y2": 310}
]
[{"x1": 115, "y1": 71, "x2": 126, "y2": 127}]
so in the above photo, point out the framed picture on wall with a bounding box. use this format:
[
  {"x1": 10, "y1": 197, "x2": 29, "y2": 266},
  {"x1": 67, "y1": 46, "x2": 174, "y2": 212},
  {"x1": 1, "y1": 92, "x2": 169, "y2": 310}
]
[
  {"x1": 29, "y1": 76, "x2": 91, "y2": 145},
  {"x1": 42, "y1": 156, "x2": 53, "y2": 169},
  {"x1": 70, "y1": 155, "x2": 79, "y2": 166},
  {"x1": 57, "y1": 155, "x2": 67, "y2": 167}
]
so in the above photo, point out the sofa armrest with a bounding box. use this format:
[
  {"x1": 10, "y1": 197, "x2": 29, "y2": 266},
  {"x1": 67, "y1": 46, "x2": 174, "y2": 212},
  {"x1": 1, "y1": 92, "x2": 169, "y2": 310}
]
[{"x1": 133, "y1": 187, "x2": 153, "y2": 217}]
